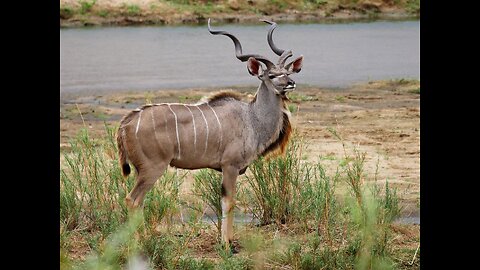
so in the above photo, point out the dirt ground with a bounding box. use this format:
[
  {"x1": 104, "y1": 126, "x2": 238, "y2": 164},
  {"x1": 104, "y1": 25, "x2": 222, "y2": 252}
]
[{"x1": 60, "y1": 79, "x2": 420, "y2": 219}]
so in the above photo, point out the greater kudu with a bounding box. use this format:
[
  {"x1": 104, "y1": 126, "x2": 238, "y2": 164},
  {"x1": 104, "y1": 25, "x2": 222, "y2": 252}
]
[{"x1": 116, "y1": 19, "x2": 303, "y2": 249}]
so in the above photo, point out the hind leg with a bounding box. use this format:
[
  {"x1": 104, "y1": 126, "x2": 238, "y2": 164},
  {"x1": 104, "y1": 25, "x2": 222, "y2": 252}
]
[{"x1": 126, "y1": 162, "x2": 168, "y2": 209}]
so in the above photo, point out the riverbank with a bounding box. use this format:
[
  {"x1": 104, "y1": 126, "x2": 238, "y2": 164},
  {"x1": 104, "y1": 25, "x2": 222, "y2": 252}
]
[{"x1": 60, "y1": 0, "x2": 420, "y2": 27}]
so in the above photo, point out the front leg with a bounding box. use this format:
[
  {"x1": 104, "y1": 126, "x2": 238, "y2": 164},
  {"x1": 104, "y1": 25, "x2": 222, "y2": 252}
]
[{"x1": 221, "y1": 165, "x2": 238, "y2": 251}]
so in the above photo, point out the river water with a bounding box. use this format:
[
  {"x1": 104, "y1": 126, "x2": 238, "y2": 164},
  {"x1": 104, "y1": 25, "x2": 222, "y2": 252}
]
[{"x1": 60, "y1": 20, "x2": 419, "y2": 95}]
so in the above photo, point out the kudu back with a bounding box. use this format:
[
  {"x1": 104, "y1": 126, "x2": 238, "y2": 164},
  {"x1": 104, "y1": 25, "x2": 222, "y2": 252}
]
[{"x1": 116, "y1": 19, "x2": 303, "y2": 249}]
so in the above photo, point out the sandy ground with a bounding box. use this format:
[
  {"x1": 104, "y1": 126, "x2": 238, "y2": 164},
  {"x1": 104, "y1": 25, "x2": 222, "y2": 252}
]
[{"x1": 60, "y1": 79, "x2": 420, "y2": 220}]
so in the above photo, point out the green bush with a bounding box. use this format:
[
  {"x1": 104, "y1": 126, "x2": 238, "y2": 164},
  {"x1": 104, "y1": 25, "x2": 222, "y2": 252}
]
[
  {"x1": 60, "y1": 126, "x2": 130, "y2": 236},
  {"x1": 242, "y1": 134, "x2": 339, "y2": 233},
  {"x1": 79, "y1": 0, "x2": 97, "y2": 15},
  {"x1": 192, "y1": 169, "x2": 223, "y2": 236}
]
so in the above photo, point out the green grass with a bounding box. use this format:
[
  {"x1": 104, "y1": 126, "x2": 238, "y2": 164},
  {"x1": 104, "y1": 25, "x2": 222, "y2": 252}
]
[
  {"x1": 305, "y1": 0, "x2": 328, "y2": 6},
  {"x1": 405, "y1": 0, "x2": 420, "y2": 14},
  {"x1": 242, "y1": 134, "x2": 309, "y2": 225},
  {"x1": 142, "y1": 169, "x2": 185, "y2": 231},
  {"x1": 240, "y1": 133, "x2": 343, "y2": 241},
  {"x1": 320, "y1": 153, "x2": 337, "y2": 161},
  {"x1": 288, "y1": 92, "x2": 318, "y2": 102},
  {"x1": 288, "y1": 104, "x2": 297, "y2": 113},
  {"x1": 60, "y1": 7, "x2": 74, "y2": 19},
  {"x1": 331, "y1": 127, "x2": 402, "y2": 269},
  {"x1": 165, "y1": 0, "x2": 225, "y2": 16},
  {"x1": 392, "y1": 78, "x2": 419, "y2": 85},
  {"x1": 192, "y1": 169, "x2": 224, "y2": 236},
  {"x1": 178, "y1": 94, "x2": 203, "y2": 103},
  {"x1": 79, "y1": 0, "x2": 96, "y2": 15},
  {"x1": 60, "y1": 125, "x2": 129, "y2": 236},
  {"x1": 409, "y1": 87, "x2": 420, "y2": 94},
  {"x1": 335, "y1": 95, "x2": 346, "y2": 102},
  {"x1": 125, "y1": 4, "x2": 141, "y2": 16},
  {"x1": 78, "y1": 211, "x2": 143, "y2": 269},
  {"x1": 97, "y1": 10, "x2": 109, "y2": 18},
  {"x1": 61, "y1": 125, "x2": 412, "y2": 269}
]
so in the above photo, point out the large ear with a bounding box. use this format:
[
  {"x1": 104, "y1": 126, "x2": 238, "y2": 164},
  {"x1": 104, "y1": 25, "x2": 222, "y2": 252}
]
[
  {"x1": 247, "y1": 57, "x2": 261, "y2": 76},
  {"x1": 285, "y1": 55, "x2": 303, "y2": 73}
]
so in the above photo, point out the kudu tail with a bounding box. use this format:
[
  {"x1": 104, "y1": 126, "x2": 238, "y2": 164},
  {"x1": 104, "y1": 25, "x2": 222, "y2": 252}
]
[{"x1": 116, "y1": 127, "x2": 131, "y2": 177}]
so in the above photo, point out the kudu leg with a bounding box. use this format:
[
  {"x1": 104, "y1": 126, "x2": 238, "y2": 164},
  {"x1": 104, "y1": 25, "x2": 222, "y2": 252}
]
[
  {"x1": 126, "y1": 163, "x2": 168, "y2": 209},
  {"x1": 221, "y1": 166, "x2": 238, "y2": 250}
]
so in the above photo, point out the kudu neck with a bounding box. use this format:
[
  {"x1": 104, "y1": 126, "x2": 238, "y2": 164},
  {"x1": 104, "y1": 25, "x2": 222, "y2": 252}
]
[
  {"x1": 250, "y1": 80, "x2": 285, "y2": 150},
  {"x1": 251, "y1": 80, "x2": 282, "y2": 114}
]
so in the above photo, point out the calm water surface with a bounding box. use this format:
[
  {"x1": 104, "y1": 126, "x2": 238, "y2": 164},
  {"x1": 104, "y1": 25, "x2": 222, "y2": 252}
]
[{"x1": 60, "y1": 20, "x2": 419, "y2": 96}]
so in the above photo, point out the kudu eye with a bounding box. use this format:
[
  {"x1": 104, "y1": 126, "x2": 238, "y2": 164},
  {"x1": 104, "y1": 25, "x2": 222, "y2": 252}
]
[{"x1": 268, "y1": 74, "x2": 276, "y2": 79}]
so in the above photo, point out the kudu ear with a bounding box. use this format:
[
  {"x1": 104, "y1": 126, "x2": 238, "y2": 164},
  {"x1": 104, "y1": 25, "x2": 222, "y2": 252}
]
[
  {"x1": 285, "y1": 55, "x2": 304, "y2": 73},
  {"x1": 247, "y1": 57, "x2": 261, "y2": 76}
]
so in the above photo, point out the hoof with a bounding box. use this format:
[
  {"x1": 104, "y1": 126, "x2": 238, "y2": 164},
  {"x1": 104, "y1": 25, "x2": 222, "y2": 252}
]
[
  {"x1": 125, "y1": 196, "x2": 134, "y2": 209},
  {"x1": 125, "y1": 196, "x2": 143, "y2": 214},
  {"x1": 230, "y1": 240, "x2": 241, "y2": 254},
  {"x1": 223, "y1": 240, "x2": 241, "y2": 254}
]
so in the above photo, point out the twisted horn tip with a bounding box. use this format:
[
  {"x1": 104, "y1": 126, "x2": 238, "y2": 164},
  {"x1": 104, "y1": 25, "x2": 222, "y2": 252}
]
[{"x1": 260, "y1": 19, "x2": 276, "y2": 25}]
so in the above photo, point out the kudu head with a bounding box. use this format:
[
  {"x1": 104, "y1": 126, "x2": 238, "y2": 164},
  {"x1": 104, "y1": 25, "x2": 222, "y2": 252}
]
[{"x1": 208, "y1": 19, "x2": 303, "y2": 97}]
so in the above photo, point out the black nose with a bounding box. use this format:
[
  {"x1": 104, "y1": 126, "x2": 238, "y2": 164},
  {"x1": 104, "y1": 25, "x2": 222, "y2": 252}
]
[{"x1": 287, "y1": 80, "x2": 295, "y2": 86}]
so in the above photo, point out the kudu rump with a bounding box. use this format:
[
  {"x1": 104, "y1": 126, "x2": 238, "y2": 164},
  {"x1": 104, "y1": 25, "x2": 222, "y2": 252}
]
[{"x1": 116, "y1": 19, "x2": 303, "y2": 249}]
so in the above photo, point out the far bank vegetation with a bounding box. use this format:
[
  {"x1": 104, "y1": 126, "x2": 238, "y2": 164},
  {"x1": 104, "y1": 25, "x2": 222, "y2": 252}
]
[{"x1": 60, "y1": 0, "x2": 420, "y2": 26}]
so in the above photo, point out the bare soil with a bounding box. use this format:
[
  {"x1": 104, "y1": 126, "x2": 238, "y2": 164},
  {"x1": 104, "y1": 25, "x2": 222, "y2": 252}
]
[{"x1": 60, "y1": 79, "x2": 420, "y2": 216}]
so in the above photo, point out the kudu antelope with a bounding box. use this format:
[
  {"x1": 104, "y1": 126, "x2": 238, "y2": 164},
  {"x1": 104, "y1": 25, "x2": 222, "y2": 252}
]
[{"x1": 116, "y1": 19, "x2": 303, "y2": 249}]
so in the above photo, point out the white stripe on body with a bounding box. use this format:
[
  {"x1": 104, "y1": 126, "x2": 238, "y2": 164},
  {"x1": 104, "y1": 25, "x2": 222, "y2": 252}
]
[
  {"x1": 168, "y1": 104, "x2": 181, "y2": 159},
  {"x1": 195, "y1": 105, "x2": 209, "y2": 157},
  {"x1": 150, "y1": 107, "x2": 156, "y2": 133},
  {"x1": 135, "y1": 109, "x2": 143, "y2": 139},
  {"x1": 150, "y1": 106, "x2": 165, "y2": 152},
  {"x1": 184, "y1": 105, "x2": 197, "y2": 154},
  {"x1": 207, "y1": 104, "x2": 223, "y2": 149}
]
